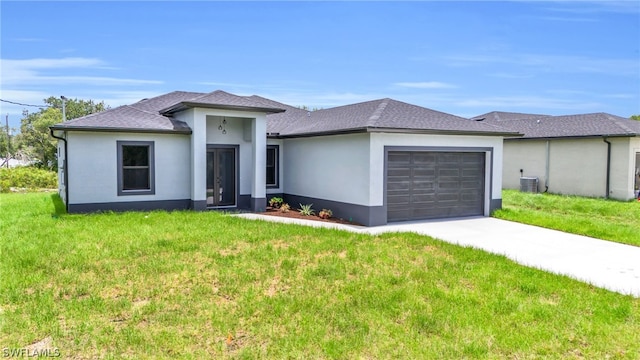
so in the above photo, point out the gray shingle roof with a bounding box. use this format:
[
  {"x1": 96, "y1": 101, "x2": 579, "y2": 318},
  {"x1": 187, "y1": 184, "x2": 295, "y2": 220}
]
[
  {"x1": 471, "y1": 111, "x2": 551, "y2": 122},
  {"x1": 51, "y1": 90, "x2": 519, "y2": 136},
  {"x1": 471, "y1": 112, "x2": 640, "y2": 139},
  {"x1": 160, "y1": 90, "x2": 286, "y2": 114},
  {"x1": 274, "y1": 98, "x2": 519, "y2": 137},
  {"x1": 51, "y1": 90, "x2": 284, "y2": 134},
  {"x1": 50, "y1": 105, "x2": 192, "y2": 134}
]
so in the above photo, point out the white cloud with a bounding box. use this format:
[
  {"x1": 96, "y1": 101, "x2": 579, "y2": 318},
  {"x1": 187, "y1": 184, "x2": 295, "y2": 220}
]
[
  {"x1": 455, "y1": 95, "x2": 602, "y2": 111},
  {"x1": 0, "y1": 57, "x2": 162, "y2": 86},
  {"x1": 444, "y1": 53, "x2": 640, "y2": 77},
  {"x1": 394, "y1": 82, "x2": 457, "y2": 89},
  {"x1": 544, "y1": 1, "x2": 640, "y2": 14}
]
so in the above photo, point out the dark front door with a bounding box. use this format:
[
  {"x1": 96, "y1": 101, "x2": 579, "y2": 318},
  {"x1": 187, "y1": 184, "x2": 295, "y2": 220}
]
[{"x1": 207, "y1": 147, "x2": 236, "y2": 207}]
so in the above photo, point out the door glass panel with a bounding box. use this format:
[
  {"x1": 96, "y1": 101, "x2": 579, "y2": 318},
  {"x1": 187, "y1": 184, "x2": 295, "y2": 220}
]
[
  {"x1": 217, "y1": 149, "x2": 236, "y2": 206},
  {"x1": 206, "y1": 152, "x2": 215, "y2": 207},
  {"x1": 206, "y1": 148, "x2": 236, "y2": 207}
]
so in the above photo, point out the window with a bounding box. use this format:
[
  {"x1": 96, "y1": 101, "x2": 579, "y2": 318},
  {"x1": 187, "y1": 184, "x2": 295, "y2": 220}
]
[
  {"x1": 117, "y1": 141, "x2": 155, "y2": 196},
  {"x1": 266, "y1": 145, "x2": 279, "y2": 188}
]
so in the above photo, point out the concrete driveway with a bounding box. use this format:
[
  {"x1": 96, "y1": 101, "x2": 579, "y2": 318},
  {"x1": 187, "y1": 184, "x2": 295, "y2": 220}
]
[{"x1": 236, "y1": 214, "x2": 640, "y2": 297}]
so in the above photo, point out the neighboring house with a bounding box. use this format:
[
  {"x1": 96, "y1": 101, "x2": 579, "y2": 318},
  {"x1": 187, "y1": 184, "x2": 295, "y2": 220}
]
[
  {"x1": 50, "y1": 90, "x2": 518, "y2": 226},
  {"x1": 471, "y1": 111, "x2": 640, "y2": 200}
]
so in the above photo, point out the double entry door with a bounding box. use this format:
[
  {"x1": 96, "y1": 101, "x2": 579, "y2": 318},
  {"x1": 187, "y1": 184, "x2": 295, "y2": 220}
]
[{"x1": 206, "y1": 147, "x2": 236, "y2": 207}]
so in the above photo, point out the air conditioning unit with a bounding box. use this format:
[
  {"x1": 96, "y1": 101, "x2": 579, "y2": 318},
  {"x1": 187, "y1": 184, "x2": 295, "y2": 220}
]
[{"x1": 520, "y1": 177, "x2": 538, "y2": 193}]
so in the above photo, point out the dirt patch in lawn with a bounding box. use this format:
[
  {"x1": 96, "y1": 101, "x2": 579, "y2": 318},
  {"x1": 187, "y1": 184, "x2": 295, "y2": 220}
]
[{"x1": 259, "y1": 208, "x2": 363, "y2": 226}]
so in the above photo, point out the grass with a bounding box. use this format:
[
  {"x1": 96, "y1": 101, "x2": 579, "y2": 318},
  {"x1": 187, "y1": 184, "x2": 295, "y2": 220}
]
[
  {"x1": 1, "y1": 193, "x2": 639, "y2": 358},
  {"x1": 494, "y1": 190, "x2": 640, "y2": 247}
]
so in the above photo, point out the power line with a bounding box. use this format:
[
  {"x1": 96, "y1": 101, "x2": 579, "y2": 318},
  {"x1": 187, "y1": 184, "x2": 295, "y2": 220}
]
[{"x1": 0, "y1": 99, "x2": 51, "y2": 108}]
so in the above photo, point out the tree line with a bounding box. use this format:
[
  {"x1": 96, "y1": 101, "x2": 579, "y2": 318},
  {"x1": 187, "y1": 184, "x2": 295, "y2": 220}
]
[{"x1": 2, "y1": 97, "x2": 109, "y2": 169}]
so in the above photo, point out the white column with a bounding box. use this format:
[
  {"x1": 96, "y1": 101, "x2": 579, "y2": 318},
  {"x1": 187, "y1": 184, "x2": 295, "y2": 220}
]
[
  {"x1": 251, "y1": 115, "x2": 267, "y2": 211},
  {"x1": 190, "y1": 110, "x2": 207, "y2": 210}
]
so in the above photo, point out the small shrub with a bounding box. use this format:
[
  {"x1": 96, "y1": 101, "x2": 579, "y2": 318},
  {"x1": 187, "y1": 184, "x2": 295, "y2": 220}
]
[
  {"x1": 280, "y1": 203, "x2": 291, "y2": 213},
  {"x1": 318, "y1": 209, "x2": 333, "y2": 219},
  {"x1": 0, "y1": 167, "x2": 57, "y2": 192},
  {"x1": 269, "y1": 197, "x2": 283, "y2": 209},
  {"x1": 298, "y1": 203, "x2": 315, "y2": 216}
]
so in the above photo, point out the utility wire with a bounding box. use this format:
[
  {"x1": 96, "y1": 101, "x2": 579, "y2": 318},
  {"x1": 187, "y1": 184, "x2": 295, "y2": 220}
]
[{"x1": 0, "y1": 99, "x2": 51, "y2": 108}]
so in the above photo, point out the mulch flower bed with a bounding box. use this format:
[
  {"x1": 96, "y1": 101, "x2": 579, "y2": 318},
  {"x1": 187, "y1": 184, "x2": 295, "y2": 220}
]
[{"x1": 260, "y1": 207, "x2": 362, "y2": 226}]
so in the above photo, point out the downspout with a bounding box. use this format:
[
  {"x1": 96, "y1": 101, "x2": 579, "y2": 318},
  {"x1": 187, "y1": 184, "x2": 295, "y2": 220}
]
[
  {"x1": 544, "y1": 140, "x2": 550, "y2": 192},
  {"x1": 49, "y1": 128, "x2": 69, "y2": 212},
  {"x1": 603, "y1": 137, "x2": 611, "y2": 199}
]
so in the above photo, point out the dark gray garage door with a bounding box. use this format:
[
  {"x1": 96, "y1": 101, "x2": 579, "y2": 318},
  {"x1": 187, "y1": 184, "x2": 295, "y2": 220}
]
[{"x1": 387, "y1": 151, "x2": 485, "y2": 222}]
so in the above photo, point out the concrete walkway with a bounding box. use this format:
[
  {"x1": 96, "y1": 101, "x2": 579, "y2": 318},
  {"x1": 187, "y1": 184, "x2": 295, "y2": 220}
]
[{"x1": 236, "y1": 214, "x2": 640, "y2": 297}]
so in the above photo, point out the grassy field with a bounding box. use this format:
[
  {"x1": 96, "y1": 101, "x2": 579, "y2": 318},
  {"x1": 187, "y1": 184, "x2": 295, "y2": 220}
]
[
  {"x1": 493, "y1": 190, "x2": 640, "y2": 247},
  {"x1": 1, "y1": 193, "x2": 639, "y2": 358}
]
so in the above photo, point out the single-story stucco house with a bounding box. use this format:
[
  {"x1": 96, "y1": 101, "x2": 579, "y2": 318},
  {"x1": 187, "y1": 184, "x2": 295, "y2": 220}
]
[
  {"x1": 50, "y1": 90, "x2": 519, "y2": 226},
  {"x1": 471, "y1": 111, "x2": 640, "y2": 200}
]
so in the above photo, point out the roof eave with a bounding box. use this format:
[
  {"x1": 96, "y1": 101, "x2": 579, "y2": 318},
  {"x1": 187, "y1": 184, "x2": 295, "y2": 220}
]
[
  {"x1": 273, "y1": 126, "x2": 522, "y2": 139},
  {"x1": 49, "y1": 125, "x2": 192, "y2": 135},
  {"x1": 366, "y1": 127, "x2": 523, "y2": 137},
  {"x1": 161, "y1": 101, "x2": 286, "y2": 115},
  {"x1": 505, "y1": 134, "x2": 637, "y2": 141}
]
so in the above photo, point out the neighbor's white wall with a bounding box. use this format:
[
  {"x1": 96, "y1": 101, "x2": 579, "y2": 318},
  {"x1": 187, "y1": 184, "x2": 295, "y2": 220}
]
[
  {"x1": 503, "y1": 141, "x2": 547, "y2": 191},
  {"x1": 66, "y1": 131, "x2": 190, "y2": 204},
  {"x1": 611, "y1": 137, "x2": 637, "y2": 200},
  {"x1": 504, "y1": 137, "x2": 635, "y2": 200},
  {"x1": 547, "y1": 139, "x2": 607, "y2": 197},
  {"x1": 283, "y1": 133, "x2": 371, "y2": 205},
  {"x1": 370, "y1": 133, "x2": 503, "y2": 214}
]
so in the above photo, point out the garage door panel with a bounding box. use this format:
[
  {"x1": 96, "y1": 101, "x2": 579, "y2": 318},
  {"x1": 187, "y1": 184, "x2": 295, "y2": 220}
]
[
  {"x1": 388, "y1": 152, "x2": 411, "y2": 165},
  {"x1": 388, "y1": 167, "x2": 412, "y2": 177},
  {"x1": 387, "y1": 151, "x2": 485, "y2": 222},
  {"x1": 412, "y1": 153, "x2": 437, "y2": 164},
  {"x1": 387, "y1": 194, "x2": 411, "y2": 205},
  {"x1": 387, "y1": 180, "x2": 411, "y2": 190},
  {"x1": 411, "y1": 194, "x2": 437, "y2": 203},
  {"x1": 413, "y1": 168, "x2": 436, "y2": 177},
  {"x1": 412, "y1": 181, "x2": 435, "y2": 190},
  {"x1": 438, "y1": 181, "x2": 462, "y2": 189}
]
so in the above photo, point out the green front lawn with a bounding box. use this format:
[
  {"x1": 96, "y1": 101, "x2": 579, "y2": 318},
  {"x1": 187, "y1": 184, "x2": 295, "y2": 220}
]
[
  {"x1": 1, "y1": 193, "x2": 639, "y2": 358},
  {"x1": 494, "y1": 190, "x2": 640, "y2": 247}
]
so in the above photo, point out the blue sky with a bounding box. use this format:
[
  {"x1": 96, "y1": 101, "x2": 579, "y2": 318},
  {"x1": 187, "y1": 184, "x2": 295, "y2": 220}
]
[{"x1": 1, "y1": 1, "x2": 639, "y2": 130}]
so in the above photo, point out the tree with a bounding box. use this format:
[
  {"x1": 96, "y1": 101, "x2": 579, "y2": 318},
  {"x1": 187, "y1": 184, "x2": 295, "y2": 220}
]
[
  {"x1": 18, "y1": 97, "x2": 109, "y2": 168},
  {"x1": 631, "y1": 115, "x2": 640, "y2": 121}
]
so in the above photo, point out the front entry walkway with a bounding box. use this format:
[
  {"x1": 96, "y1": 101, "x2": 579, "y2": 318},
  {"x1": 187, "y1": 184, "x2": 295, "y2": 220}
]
[{"x1": 236, "y1": 214, "x2": 640, "y2": 297}]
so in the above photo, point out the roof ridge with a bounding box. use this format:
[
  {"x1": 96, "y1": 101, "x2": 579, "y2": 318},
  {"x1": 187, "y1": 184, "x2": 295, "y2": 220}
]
[
  {"x1": 60, "y1": 104, "x2": 128, "y2": 124},
  {"x1": 605, "y1": 113, "x2": 637, "y2": 135},
  {"x1": 367, "y1": 98, "x2": 390, "y2": 125},
  {"x1": 127, "y1": 104, "x2": 168, "y2": 117},
  {"x1": 190, "y1": 89, "x2": 231, "y2": 102}
]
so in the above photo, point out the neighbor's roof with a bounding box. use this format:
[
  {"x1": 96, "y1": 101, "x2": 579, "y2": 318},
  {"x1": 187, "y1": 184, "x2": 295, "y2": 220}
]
[
  {"x1": 271, "y1": 98, "x2": 520, "y2": 137},
  {"x1": 470, "y1": 111, "x2": 640, "y2": 139}
]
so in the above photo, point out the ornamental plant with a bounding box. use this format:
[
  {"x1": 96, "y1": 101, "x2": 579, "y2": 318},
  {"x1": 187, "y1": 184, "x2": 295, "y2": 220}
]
[
  {"x1": 298, "y1": 204, "x2": 315, "y2": 216},
  {"x1": 318, "y1": 209, "x2": 333, "y2": 219},
  {"x1": 268, "y1": 197, "x2": 283, "y2": 209}
]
